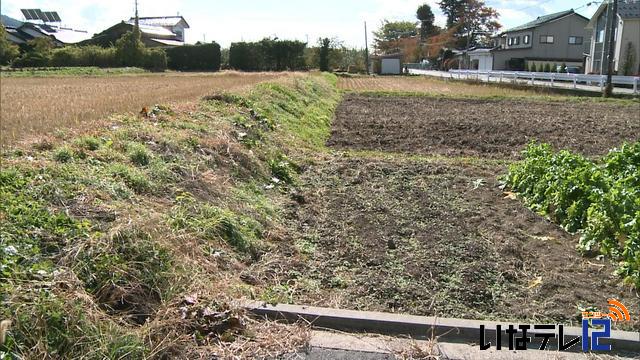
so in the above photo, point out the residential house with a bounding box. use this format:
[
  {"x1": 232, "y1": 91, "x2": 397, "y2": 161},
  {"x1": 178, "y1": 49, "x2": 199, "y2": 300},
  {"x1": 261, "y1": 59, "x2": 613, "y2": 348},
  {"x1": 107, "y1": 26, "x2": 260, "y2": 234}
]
[
  {"x1": 81, "y1": 16, "x2": 189, "y2": 48},
  {"x1": 585, "y1": 0, "x2": 640, "y2": 75},
  {"x1": 491, "y1": 10, "x2": 590, "y2": 71},
  {"x1": 1, "y1": 14, "x2": 89, "y2": 46},
  {"x1": 130, "y1": 16, "x2": 190, "y2": 42}
]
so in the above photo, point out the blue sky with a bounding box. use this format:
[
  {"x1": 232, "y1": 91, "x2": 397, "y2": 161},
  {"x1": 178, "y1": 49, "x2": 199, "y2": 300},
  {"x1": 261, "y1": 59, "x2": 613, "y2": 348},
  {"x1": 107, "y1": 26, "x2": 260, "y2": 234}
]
[{"x1": 1, "y1": 0, "x2": 601, "y2": 48}]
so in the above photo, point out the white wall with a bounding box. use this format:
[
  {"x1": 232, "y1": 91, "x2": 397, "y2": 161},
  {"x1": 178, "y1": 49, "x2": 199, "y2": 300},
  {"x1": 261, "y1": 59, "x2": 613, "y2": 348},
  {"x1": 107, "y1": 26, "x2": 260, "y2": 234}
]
[{"x1": 470, "y1": 54, "x2": 493, "y2": 71}]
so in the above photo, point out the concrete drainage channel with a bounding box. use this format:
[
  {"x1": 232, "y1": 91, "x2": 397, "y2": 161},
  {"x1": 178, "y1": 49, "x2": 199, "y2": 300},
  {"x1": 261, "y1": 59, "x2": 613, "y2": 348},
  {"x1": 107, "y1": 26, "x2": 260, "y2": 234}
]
[{"x1": 240, "y1": 301, "x2": 640, "y2": 359}]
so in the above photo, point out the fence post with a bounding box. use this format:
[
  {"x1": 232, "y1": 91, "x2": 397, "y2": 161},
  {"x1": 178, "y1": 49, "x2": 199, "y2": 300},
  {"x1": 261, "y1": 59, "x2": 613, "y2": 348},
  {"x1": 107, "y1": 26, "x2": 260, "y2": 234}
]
[
  {"x1": 500, "y1": 72, "x2": 503, "y2": 83},
  {"x1": 573, "y1": 75, "x2": 577, "y2": 89},
  {"x1": 600, "y1": 76, "x2": 605, "y2": 91},
  {"x1": 531, "y1": 73, "x2": 535, "y2": 85},
  {"x1": 635, "y1": 77, "x2": 639, "y2": 95},
  {"x1": 550, "y1": 73, "x2": 555, "y2": 87}
]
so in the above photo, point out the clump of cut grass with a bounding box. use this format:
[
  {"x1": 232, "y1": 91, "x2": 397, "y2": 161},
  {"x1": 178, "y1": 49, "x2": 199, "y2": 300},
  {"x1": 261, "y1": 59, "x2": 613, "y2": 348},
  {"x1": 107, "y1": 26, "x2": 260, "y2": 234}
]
[
  {"x1": 108, "y1": 163, "x2": 151, "y2": 193},
  {"x1": 169, "y1": 192, "x2": 263, "y2": 258},
  {"x1": 75, "y1": 227, "x2": 174, "y2": 324}
]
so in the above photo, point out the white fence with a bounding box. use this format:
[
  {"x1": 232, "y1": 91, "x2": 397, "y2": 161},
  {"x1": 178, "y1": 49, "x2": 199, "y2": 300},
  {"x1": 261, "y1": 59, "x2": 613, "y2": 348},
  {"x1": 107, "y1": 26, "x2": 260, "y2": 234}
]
[{"x1": 414, "y1": 69, "x2": 640, "y2": 95}]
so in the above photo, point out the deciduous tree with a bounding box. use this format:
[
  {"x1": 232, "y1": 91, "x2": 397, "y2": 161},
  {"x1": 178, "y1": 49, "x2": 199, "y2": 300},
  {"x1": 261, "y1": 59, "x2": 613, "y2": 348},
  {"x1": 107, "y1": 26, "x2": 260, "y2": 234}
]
[
  {"x1": 438, "y1": 0, "x2": 501, "y2": 48},
  {"x1": 373, "y1": 20, "x2": 418, "y2": 54}
]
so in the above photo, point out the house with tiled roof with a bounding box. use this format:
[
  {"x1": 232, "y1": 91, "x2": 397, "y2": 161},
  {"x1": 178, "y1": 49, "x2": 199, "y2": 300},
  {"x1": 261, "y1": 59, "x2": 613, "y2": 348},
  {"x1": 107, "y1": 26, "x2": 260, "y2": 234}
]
[
  {"x1": 1, "y1": 14, "x2": 89, "y2": 46},
  {"x1": 585, "y1": 0, "x2": 640, "y2": 75},
  {"x1": 128, "y1": 16, "x2": 189, "y2": 43},
  {"x1": 81, "y1": 16, "x2": 189, "y2": 48},
  {"x1": 490, "y1": 9, "x2": 590, "y2": 71}
]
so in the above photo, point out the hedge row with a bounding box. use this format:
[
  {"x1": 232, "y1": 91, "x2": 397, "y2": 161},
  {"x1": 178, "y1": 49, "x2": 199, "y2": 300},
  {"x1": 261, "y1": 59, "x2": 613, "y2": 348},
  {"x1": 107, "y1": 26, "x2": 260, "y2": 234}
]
[
  {"x1": 229, "y1": 39, "x2": 306, "y2": 71},
  {"x1": 166, "y1": 42, "x2": 221, "y2": 71},
  {"x1": 13, "y1": 46, "x2": 167, "y2": 71}
]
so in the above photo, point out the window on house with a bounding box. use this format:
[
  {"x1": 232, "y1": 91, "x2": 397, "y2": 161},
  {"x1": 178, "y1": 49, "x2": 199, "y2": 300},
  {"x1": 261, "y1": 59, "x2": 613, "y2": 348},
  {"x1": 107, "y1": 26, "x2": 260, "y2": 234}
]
[
  {"x1": 524, "y1": 35, "x2": 530, "y2": 44},
  {"x1": 540, "y1": 35, "x2": 554, "y2": 44},
  {"x1": 514, "y1": 36, "x2": 520, "y2": 45},
  {"x1": 508, "y1": 37, "x2": 513, "y2": 46},
  {"x1": 569, "y1": 36, "x2": 583, "y2": 45},
  {"x1": 596, "y1": 29, "x2": 605, "y2": 43}
]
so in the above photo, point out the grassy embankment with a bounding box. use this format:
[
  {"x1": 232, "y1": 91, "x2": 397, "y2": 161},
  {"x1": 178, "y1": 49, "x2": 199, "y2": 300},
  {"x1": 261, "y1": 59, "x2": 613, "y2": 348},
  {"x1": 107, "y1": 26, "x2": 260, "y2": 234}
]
[{"x1": 0, "y1": 73, "x2": 340, "y2": 358}]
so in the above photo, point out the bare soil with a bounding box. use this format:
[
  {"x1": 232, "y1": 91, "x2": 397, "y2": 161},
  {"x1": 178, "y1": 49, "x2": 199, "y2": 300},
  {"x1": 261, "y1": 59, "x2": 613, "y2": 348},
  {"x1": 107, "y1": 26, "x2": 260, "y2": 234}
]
[
  {"x1": 328, "y1": 94, "x2": 640, "y2": 158},
  {"x1": 275, "y1": 156, "x2": 639, "y2": 330},
  {"x1": 256, "y1": 93, "x2": 640, "y2": 331}
]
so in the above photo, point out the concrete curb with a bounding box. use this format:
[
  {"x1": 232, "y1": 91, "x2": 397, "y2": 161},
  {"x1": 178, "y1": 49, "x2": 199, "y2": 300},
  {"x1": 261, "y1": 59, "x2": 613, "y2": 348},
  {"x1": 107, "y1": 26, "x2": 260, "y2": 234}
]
[{"x1": 241, "y1": 301, "x2": 640, "y2": 355}]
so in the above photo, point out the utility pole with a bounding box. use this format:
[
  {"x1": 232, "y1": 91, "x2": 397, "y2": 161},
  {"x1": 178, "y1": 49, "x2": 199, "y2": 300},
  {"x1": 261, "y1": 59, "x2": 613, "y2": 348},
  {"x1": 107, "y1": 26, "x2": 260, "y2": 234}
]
[
  {"x1": 134, "y1": 0, "x2": 139, "y2": 29},
  {"x1": 365, "y1": 21, "x2": 370, "y2": 75},
  {"x1": 604, "y1": 0, "x2": 618, "y2": 98}
]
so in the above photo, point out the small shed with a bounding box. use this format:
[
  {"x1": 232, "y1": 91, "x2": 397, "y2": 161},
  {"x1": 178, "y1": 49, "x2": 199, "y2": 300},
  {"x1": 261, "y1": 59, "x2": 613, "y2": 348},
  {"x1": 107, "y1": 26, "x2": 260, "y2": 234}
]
[
  {"x1": 379, "y1": 53, "x2": 403, "y2": 75},
  {"x1": 467, "y1": 48, "x2": 494, "y2": 71}
]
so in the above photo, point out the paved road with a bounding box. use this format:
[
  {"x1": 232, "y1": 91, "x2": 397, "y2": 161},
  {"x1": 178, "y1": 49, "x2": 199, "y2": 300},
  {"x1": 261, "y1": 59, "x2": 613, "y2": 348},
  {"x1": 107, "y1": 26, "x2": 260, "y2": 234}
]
[
  {"x1": 279, "y1": 331, "x2": 638, "y2": 360},
  {"x1": 408, "y1": 69, "x2": 638, "y2": 96}
]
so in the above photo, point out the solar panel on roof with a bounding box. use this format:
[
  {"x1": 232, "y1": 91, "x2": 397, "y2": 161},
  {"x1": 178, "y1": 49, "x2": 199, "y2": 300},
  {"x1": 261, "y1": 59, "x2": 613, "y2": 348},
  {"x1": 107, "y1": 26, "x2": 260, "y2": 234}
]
[
  {"x1": 51, "y1": 12, "x2": 61, "y2": 22},
  {"x1": 21, "y1": 9, "x2": 39, "y2": 20},
  {"x1": 43, "y1": 12, "x2": 56, "y2": 22},
  {"x1": 34, "y1": 9, "x2": 46, "y2": 21}
]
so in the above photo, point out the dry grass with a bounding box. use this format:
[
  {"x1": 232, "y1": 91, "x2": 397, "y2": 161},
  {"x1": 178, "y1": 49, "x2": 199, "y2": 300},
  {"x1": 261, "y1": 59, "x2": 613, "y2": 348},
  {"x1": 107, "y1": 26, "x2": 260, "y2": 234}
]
[
  {"x1": 337, "y1": 75, "x2": 562, "y2": 97},
  {"x1": 0, "y1": 71, "x2": 287, "y2": 146}
]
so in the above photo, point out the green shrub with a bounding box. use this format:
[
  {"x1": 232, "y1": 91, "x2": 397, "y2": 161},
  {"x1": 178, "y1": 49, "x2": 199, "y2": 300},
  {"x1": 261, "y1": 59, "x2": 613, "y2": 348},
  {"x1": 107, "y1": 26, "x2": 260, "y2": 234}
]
[
  {"x1": 166, "y1": 42, "x2": 221, "y2": 71},
  {"x1": 12, "y1": 37, "x2": 53, "y2": 68},
  {"x1": 53, "y1": 146, "x2": 74, "y2": 162},
  {"x1": 50, "y1": 46, "x2": 118, "y2": 67},
  {"x1": 268, "y1": 153, "x2": 298, "y2": 184},
  {"x1": 543, "y1": 63, "x2": 551, "y2": 72},
  {"x1": 115, "y1": 29, "x2": 145, "y2": 67},
  {"x1": 503, "y1": 142, "x2": 640, "y2": 287},
  {"x1": 0, "y1": 24, "x2": 20, "y2": 65},
  {"x1": 75, "y1": 136, "x2": 101, "y2": 151},
  {"x1": 127, "y1": 142, "x2": 152, "y2": 166}
]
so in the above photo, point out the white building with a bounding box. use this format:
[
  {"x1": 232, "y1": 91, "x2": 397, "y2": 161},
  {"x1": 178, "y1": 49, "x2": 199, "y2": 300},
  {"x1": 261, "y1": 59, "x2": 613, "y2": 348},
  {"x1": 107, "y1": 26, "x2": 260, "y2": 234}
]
[{"x1": 128, "y1": 16, "x2": 190, "y2": 43}]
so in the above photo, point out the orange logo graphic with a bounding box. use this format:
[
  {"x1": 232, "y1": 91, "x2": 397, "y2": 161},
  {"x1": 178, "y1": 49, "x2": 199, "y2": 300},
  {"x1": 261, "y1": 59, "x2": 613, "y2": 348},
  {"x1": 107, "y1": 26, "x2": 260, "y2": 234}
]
[{"x1": 606, "y1": 299, "x2": 630, "y2": 322}]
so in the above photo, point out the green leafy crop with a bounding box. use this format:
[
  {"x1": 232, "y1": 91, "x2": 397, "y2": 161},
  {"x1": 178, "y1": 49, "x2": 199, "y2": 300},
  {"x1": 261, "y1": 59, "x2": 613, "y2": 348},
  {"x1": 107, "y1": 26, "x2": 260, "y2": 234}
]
[{"x1": 503, "y1": 142, "x2": 640, "y2": 287}]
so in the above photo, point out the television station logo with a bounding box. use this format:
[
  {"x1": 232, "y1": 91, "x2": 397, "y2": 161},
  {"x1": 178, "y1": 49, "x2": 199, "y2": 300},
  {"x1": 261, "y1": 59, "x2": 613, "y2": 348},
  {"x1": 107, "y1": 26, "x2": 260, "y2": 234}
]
[{"x1": 479, "y1": 298, "x2": 634, "y2": 352}]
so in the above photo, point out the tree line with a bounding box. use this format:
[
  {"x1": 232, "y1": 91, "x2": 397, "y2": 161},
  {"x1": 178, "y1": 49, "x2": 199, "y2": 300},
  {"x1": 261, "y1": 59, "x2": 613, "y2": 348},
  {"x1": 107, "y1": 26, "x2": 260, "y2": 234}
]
[{"x1": 373, "y1": 0, "x2": 501, "y2": 69}]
